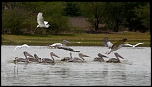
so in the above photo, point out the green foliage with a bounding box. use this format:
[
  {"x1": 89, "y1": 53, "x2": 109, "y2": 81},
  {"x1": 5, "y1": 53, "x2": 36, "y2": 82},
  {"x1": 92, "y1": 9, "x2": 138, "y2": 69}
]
[
  {"x1": 2, "y1": 2, "x2": 70, "y2": 35},
  {"x1": 134, "y1": 3, "x2": 150, "y2": 30},
  {"x1": 80, "y1": 2, "x2": 150, "y2": 33},
  {"x1": 80, "y1": 2, "x2": 105, "y2": 31},
  {"x1": 2, "y1": 2, "x2": 150, "y2": 35},
  {"x1": 63, "y1": 2, "x2": 81, "y2": 17}
]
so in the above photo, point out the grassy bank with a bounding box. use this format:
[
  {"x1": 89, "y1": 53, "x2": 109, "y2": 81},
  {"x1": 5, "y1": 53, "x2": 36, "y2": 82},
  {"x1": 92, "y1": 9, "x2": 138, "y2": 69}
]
[{"x1": 1, "y1": 32, "x2": 151, "y2": 47}]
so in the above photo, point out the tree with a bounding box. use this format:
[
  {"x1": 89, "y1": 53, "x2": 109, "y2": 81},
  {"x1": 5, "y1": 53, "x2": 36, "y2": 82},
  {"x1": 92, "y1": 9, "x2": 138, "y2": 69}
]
[
  {"x1": 81, "y1": 2, "x2": 105, "y2": 32},
  {"x1": 103, "y1": 2, "x2": 129, "y2": 32},
  {"x1": 63, "y1": 2, "x2": 81, "y2": 17},
  {"x1": 134, "y1": 2, "x2": 150, "y2": 32}
]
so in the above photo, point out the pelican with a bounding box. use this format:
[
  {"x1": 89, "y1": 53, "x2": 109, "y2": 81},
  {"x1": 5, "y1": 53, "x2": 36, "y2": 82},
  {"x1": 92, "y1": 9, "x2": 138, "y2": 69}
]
[
  {"x1": 103, "y1": 37, "x2": 127, "y2": 54},
  {"x1": 14, "y1": 57, "x2": 28, "y2": 63},
  {"x1": 34, "y1": 52, "x2": 60, "y2": 64},
  {"x1": 123, "y1": 42, "x2": 144, "y2": 48},
  {"x1": 33, "y1": 54, "x2": 42, "y2": 63},
  {"x1": 49, "y1": 40, "x2": 71, "y2": 48},
  {"x1": 50, "y1": 40, "x2": 80, "y2": 52},
  {"x1": 61, "y1": 52, "x2": 72, "y2": 61},
  {"x1": 106, "y1": 52, "x2": 124, "y2": 63},
  {"x1": 34, "y1": 12, "x2": 50, "y2": 33},
  {"x1": 94, "y1": 53, "x2": 108, "y2": 62},
  {"x1": 14, "y1": 44, "x2": 30, "y2": 51},
  {"x1": 23, "y1": 51, "x2": 38, "y2": 62},
  {"x1": 13, "y1": 51, "x2": 30, "y2": 63},
  {"x1": 68, "y1": 53, "x2": 89, "y2": 62}
]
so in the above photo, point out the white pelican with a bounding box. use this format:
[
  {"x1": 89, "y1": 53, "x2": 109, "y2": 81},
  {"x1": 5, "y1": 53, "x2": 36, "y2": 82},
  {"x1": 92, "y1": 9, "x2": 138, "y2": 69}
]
[
  {"x1": 106, "y1": 52, "x2": 124, "y2": 63},
  {"x1": 50, "y1": 40, "x2": 80, "y2": 52},
  {"x1": 94, "y1": 53, "x2": 108, "y2": 62},
  {"x1": 68, "y1": 53, "x2": 89, "y2": 62},
  {"x1": 123, "y1": 42, "x2": 144, "y2": 48},
  {"x1": 34, "y1": 12, "x2": 50, "y2": 33},
  {"x1": 14, "y1": 44, "x2": 30, "y2": 51},
  {"x1": 103, "y1": 37, "x2": 127, "y2": 54},
  {"x1": 34, "y1": 52, "x2": 60, "y2": 64},
  {"x1": 49, "y1": 40, "x2": 70, "y2": 48}
]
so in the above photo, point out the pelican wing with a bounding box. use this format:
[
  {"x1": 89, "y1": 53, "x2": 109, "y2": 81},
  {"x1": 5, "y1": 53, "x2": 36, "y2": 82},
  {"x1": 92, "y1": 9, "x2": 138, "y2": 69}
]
[
  {"x1": 14, "y1": 46, "x2": 21, "y2": 51},
  {"x1": 123, "y1": 43, "x2": 133, "y2": 47},
  {"x1": 98, "y1": 53, "x2": 108, "y2": 58},
  {"x1": 103, "y1": 37, "x2": 113, "y2": 48},
  {"x1": 134, "y1": 43, "x2": 144, "y2": 47},
  {"x1": 22, "y1": 44, "x2": 30, "y2": 48},
  {"x1": 37, "y1": 12, "x2": 45, "y2": 25},
  {"x1": 112, "y1": 38, "x2": 127, "y2": 49}
]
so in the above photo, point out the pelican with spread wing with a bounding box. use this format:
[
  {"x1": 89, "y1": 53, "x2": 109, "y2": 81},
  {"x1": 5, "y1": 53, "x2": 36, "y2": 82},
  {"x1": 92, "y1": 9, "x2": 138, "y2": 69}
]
[{"x1": 103, "y1": 37, "x2": 127, "y2": 54}]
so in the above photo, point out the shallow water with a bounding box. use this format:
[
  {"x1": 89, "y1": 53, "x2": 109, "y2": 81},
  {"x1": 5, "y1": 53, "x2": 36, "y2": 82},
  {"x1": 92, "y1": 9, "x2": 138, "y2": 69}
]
[{"x1": 1, "y1": 45, "x2": 151, "y2": 86}]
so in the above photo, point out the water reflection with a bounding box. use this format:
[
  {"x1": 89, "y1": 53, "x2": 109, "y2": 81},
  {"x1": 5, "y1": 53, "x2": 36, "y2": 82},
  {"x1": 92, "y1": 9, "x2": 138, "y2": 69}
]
[{"x1": 1, "y1": 46, "x2": 151, "y2": 86}]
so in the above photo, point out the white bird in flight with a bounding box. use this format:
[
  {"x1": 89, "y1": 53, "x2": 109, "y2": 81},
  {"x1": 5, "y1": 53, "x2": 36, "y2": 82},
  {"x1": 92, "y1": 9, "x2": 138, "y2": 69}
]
[
  {"x1": 34, "y1": 12, "x2": 50, "y2": 33},
  {"x1": 123, "y1": 42, "x2": 144, "y2": 48},
  {"x1": 49, "y1": 40, "x2": 71, "y2": 48},
  {"x1": 14, "y1": 44, "x2": 30, "y2": 51}
]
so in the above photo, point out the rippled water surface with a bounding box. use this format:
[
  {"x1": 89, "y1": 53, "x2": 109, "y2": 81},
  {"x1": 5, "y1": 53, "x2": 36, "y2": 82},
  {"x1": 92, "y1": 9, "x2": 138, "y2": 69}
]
[{"x1": 1, "y1": 45, "x2": 151, "y2": 86}]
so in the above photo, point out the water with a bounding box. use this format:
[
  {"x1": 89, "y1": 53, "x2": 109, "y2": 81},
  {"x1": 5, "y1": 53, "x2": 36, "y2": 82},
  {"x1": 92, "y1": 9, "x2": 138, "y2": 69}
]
[{"x1": 1, "y1": 45, "x2": 151, "y2": 86}]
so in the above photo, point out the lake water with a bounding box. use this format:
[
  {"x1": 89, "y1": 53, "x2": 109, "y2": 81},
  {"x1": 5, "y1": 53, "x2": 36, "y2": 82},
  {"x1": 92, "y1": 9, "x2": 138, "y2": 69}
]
[{"x1": 1, "y1": 45, "x2": 151, "y2": 86}]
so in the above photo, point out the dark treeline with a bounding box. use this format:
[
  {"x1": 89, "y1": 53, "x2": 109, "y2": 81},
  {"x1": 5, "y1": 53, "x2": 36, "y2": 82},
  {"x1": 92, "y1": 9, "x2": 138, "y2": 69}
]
[{"x1": 2, "y1": 2, "x2": 150, "y2": 35}]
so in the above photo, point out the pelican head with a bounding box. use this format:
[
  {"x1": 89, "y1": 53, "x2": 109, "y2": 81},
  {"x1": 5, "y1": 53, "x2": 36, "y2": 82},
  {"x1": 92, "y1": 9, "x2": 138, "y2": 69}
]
[
  {"x1": 50, "y1": 52, "x2": 60, "y2": 58},
  {"x1": 79, "y1": 53, "x2": 89, "y2": 58},
  {"x1": 114, "y1": 52, "x2": 124, "y2": 59}
]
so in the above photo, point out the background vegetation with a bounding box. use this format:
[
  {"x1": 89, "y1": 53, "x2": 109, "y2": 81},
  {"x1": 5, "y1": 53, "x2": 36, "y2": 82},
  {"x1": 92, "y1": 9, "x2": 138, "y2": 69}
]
[
  {"x1": 2, "y1": 2, "x2": 150, "y2": 35},
  {"x1": 2, "y1": 32, "x2": 150, "y2": 47}
]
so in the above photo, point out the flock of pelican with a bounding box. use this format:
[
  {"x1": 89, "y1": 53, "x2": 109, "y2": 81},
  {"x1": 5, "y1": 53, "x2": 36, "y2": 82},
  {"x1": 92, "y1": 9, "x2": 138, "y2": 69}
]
[
  {"x1": 13, "y1": 37, "x2": 144, "y2": 64},
  {"x1": 13, "y1": 12, "x2": 144, "y2": 64}
]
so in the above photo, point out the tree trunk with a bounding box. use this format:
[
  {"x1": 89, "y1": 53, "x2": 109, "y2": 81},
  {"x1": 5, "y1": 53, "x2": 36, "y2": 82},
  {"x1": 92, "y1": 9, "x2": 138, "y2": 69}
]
[
  {"x1": 94, "y1": 19, "x2": 99, "y2": 31},
  {"x1": 113, "y1": 22, "x2": 119, "y2": 32}
]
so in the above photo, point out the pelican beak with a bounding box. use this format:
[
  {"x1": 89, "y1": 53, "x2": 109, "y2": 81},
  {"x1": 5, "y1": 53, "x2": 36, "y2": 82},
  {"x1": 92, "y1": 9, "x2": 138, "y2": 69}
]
[
  {"x1": 114, "y1": 52, "x2": 124, "y2": 59},
  {"x1": 51, "y1": 52, "x2": 60, "y2": 58},
  {"x1": 81, "y1": 53, "x2": 89, "y2": 57}
]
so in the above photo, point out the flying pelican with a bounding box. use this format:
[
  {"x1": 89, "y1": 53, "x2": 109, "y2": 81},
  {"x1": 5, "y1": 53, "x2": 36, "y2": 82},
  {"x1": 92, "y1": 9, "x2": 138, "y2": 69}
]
[
  {"x1": 106, "y1": 52, "x2": 124, "y2": 63},
  {"x1": 94, "y1": 53, "x2": 109, "y2": 62},
  {"x1": 14, "y1": 44, "x2": 30, "y2": 51},
  {"x1": 34, "y1": 12, "x2": 50, "y2": 33},
  {"x1": 50, "y1": 40, "x2": 80, "y2": 52},
  {"x1": 103, "y1": 37, "x2": 127, "y2": 54},
  {"x1": 34, "y1": 52, "x2": 60, "y2": 64},
  {"x1": 123, "y1": 42, "x2": 144, "y2": 48},
  {"x1": 68, "y1": 53, "x2": 89, "y2": 62},
  {"x1": 49, "y1": 40, "x2": 71, "y2": 48},
  {"x1": 61, "y1": 52, "x2": 72, "y2": 61}
]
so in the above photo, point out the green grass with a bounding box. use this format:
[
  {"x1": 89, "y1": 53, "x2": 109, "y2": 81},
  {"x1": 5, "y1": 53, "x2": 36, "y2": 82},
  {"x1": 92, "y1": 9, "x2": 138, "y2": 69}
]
[{"x1": 1, "y1": 32, "x2": 151, "y2": 47}]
